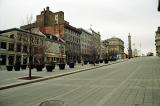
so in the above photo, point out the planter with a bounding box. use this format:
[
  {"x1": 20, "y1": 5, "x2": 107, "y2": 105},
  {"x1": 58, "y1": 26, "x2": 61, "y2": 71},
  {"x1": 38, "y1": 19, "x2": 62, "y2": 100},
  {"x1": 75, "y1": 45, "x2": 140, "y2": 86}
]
[
  {"x1": 96, "y1": 60, "x2": 99, "y2": 64},
  {"x1": 36, "y1": 65, "x2": 43, "y2": 71},
  {"x1": 14, "y1": 65, "x2": 21, "y2": 71},
  {"x1": 84, "y1": 61, "x2": 88, "y2": 65},
  {"x1": 46, "y1": 64, "x2": 55, "y2": 72},
  {"x1": 104, "y1": 59, "x2": 108, "y2": 64},
  {"x1": 78, "y1": 60, "x2": 81, "y2": 63},
  {"x1": 89, "y1": 61, "x2": 95, "y2": 64},
  {"x1": 100, "y1": 59, "x2": 103, "y2": 63},
  {"x1": 59, "y1": 63, "x2": 65, "y2": 70},
  {"x1": 6, "y1": 65, "x2": 13, "y2": 71},
  {"x1": 42, "y1": 64, "x2": 45, "y2": 68},
  {"x1": 28, "y1": 64, "x2": 35, "y2": 69},
  {"x1": 69, "y1": 62, "x2": 74, "y2": 68},
  {"x1": 21, "y1": 64, "x2": 27, "y2": 70}
]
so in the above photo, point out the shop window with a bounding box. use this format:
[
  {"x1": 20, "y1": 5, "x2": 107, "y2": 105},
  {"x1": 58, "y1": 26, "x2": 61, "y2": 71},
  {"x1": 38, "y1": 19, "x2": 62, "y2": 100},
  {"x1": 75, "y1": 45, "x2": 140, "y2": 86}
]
[
  {"x1": 0, "y1": 42, "x2": 7, "y2": 49},
  {"x1": 0, "y1": 55, "x2": 6, "y2": 65}
]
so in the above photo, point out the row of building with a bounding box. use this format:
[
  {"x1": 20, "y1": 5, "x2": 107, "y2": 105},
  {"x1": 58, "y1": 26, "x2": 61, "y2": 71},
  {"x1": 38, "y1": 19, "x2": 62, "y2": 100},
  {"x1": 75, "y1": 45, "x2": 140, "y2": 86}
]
[{"x1": 0, "y1": 6, "x2": 125, "y2": 66}]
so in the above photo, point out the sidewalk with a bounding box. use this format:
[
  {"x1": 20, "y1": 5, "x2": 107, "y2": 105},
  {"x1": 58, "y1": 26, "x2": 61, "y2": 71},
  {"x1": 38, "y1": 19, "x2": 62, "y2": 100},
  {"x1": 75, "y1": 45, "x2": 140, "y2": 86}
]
[{"x1": 0, "y1": 59, "x2": 127, "y2": 90}]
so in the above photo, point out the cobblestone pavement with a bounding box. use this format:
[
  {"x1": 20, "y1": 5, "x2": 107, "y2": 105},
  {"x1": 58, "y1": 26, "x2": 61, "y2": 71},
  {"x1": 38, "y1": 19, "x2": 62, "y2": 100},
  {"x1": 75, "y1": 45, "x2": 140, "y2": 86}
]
[{"x1": 0, "y1": 57, "x2": 159, "y2": 106}]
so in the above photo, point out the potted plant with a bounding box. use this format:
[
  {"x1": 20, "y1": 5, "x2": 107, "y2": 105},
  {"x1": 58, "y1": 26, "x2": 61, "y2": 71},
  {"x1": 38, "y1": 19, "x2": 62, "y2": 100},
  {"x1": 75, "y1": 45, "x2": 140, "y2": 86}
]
[
  {"x1": 84, "y1": 61, "x2": 88, "y2": 65},
  {"x1": 34, "y1": 57, "x2": 44, "y2": 71},
  {"x1": 14, "y1": 61, "x2": 21, "y2": 71},
  {"x1": 96, "y1": 59, "x2": 99, "y2": 64},
  {"x1": 21, "y1": 58, "x2": 27, "y2": 70},
  {"x1": 6, "y1": 65, "x2": 13, "y2": 71},
  {"x1": 21, "y1": 64, "x2": 27, "y2": 69},
  {"x1": 104, "y1": 59, "x2": 108, "y2": 64},
  {"x1": 59, "y1": 60, "x2": 65, "y2": 70},
  {"x1": 99, "y1": 59, "x2": 103, "y2": 63},
  {"x1": 6, "y1": 57, "x2": 14, "y2": 71},
  {"x1": 69, "y1": 61, "x2": 74, "y2": 68},
  {"x1": 46, "y1": 62, "x2": 55, "y2": 72},
  {"x1": 34, "y1": 46, "x2": 45, "y2": 72}
]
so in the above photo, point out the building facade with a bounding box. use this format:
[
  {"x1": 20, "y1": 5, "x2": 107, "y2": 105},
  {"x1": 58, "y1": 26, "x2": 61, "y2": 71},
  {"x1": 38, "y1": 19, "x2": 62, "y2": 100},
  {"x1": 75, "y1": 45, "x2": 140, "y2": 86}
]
[
  {"x1": 79, "y1": 28, "x2": 92, "y2": 62},
  {"x1": 90, "y1": 29, "x2": 101, "y2": 61},
  {"x1": 0, "y1": 28, "x2": 45, "y2": 68},
  {"x1": 64, "y1": 23, "x2": 81, "y2": 63},
  {"x1": 155, "y1": 27, "x2": 160, "y2": 56},
  {"x1": 101, "y1": 40, "x2": 109, "y2": 59},
  {"x1": 104, "y1": 37, "x2": 124, "y2": 60}
]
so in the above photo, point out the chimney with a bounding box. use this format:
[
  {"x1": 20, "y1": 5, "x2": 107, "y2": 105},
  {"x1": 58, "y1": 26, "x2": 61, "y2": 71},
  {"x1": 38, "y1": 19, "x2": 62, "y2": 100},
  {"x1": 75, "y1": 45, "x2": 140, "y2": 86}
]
[{"x1": 46, "y1": 6, "x2": 49, "y2": 11}]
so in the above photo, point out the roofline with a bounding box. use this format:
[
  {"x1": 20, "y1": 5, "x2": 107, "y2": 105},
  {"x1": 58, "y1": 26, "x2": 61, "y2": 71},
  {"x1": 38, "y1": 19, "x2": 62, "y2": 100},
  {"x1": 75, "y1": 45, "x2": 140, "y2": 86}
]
[
  {"x1": 0, "y1": 28, "x2": 45, "y2": 37},
  {"x1": 64, "y1": 23, "x2": 81, "y2": 34},
  {"x1": 105, "y1": 37, "x2": 124, "y2": 43},
  {"x1": 79, "y1": 28, "x2": 92, "y2": 35}
]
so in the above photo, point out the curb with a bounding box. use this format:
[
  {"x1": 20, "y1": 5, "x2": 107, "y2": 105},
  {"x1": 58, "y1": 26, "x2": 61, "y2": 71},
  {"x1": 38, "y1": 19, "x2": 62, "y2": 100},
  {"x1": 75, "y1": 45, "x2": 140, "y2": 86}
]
[{"x1": 0, "y1": 59, "x2": 128, "y2": 90}]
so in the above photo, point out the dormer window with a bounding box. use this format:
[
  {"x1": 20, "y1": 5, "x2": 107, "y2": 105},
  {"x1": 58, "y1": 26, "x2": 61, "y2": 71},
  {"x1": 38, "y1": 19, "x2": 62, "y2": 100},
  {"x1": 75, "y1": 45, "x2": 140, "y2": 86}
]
[{"x1": 10, "y1": 34, "x2": 14, "y2": 38}]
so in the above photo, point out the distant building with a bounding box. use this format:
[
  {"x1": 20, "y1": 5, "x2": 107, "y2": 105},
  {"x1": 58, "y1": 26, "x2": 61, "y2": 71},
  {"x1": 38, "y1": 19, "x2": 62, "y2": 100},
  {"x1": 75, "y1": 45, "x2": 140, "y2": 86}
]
[
  {"x1": 101, "y1": 40, "x2": 109, "y2": 59},
  {"x1": 104, "y1": 37, "x2": 124, "y2": 60},
  {"x1": 90, "y1": 29, "x2": 101, "y2": 61},
  {"x1": 0, "y1": 28, "x2": 45, "y2": 68},
  {"x1": 155, "y1": 27, "x2": 160, "y2": 56}
]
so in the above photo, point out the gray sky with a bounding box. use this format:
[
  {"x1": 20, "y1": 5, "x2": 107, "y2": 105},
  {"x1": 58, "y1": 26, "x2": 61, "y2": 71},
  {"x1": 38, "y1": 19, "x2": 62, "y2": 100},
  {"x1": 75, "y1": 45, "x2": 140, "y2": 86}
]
[{"x1": 0, "y1": 0, "x2": 160, "y2": 55}]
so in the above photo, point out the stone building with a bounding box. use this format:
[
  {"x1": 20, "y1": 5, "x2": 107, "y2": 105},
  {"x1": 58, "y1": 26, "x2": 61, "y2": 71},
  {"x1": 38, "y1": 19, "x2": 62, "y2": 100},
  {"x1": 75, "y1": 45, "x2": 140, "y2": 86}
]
[
  {"x1": 0, "y1": 28, "x2": 45, "y2": 68},
  {"x1": 104, "y1": 37, "x2": 124, "y2": 60},
  {"x1": 79, "y1": 28, "x2": 92, "y2": 62},
  {"x1": 31, "y1": 28, "x2": 65, "y2": 63},
  {"x1": 21, "y1": 6, "x2": 81, "y2": 63},
  {"x1": 64, "y1": 22, "x2": 81, "y2": 63},
  {"x1": 155, "y1": 27, "x2": 160, "y2": 56},
  {"x1": 90, "y1": 29, "x2": 101, "y2": 61}
]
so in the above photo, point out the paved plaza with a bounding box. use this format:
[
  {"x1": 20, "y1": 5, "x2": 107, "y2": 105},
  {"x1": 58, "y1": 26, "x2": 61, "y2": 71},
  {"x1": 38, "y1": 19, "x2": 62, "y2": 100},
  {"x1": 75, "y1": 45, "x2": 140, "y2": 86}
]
[{"x1": 0, "y1": 57, "x2": 160, "y2": 106}]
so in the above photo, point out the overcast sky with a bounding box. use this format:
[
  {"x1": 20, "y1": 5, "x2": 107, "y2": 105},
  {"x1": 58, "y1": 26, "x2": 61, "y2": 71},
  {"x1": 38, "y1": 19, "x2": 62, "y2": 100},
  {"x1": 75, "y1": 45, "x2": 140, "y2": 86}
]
[{"x1": 0, "y1": 0, "x2": 160, "y2": 55}]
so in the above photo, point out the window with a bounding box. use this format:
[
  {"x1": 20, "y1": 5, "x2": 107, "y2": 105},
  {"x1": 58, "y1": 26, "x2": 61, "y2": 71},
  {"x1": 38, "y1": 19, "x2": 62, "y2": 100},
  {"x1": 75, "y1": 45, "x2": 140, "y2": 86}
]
[
  {"x1": 8, "y1": 43, "x2": 14, "y2": 51},
  {"x1": 23, "y1": 45, "x2": 27, "y2": 53},
  {"x1": 15, "y1": 55, "x2": 21, "y2": 65},
  {"x1": 0, "y1": 42, "x2": 7, "y2": 49},
  {"x1": 8, "y1": 56, "x2": 14, "y2": 65},
  {"x1": 34, "y1": 47, "x2": 38, "y2": 54},
  {"x1": 0, "y1": 55, "x2": 6, "y2": 65},
  {"x1": 10, "y1": 34, "x2": 14, "y2": 38},
  {"x1": 23, "y1": 57, "x2": 27, "y2": 64},
  {"x1": 16, "y1": 43, "x2": 21, "y2": 52}
]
